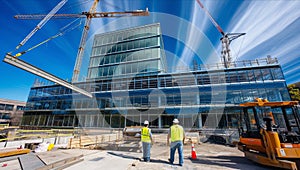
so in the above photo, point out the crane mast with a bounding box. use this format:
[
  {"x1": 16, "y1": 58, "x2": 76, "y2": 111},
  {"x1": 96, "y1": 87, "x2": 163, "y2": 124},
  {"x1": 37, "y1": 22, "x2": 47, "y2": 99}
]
[
  {"x1": 72, "y1": 0, "x2": 99, "y2": 83},
  {"x1": 196, "y1": 0, "x2": 245, "y2": 68}
]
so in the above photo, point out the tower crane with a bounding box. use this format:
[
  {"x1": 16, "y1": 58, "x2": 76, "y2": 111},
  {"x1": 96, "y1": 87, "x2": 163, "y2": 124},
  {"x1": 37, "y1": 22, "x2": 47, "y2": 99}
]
[
  {"x1": 196, "y1": 0, "x2": 245, "y2": 68},
  {"x1": 14, "y1": 0, "x2": 149, "y2": 82},
  {"x1": 4, "y1": 0, "x2": 149, "y2": 98}
]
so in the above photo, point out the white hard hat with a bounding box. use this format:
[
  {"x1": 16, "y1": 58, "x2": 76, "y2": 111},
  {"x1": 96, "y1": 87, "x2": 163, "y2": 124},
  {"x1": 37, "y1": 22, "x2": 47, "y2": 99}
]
[
  {"x1": 173, "y1": 119, "x2": 179, "y2": 123},
  {"x1": 144, "y1": 120, "x2": 149, "y2": 125}
]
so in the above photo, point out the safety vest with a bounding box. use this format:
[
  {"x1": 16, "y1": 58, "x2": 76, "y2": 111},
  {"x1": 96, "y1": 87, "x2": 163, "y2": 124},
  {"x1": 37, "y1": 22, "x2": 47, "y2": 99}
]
[
  {"x1": 141, "y1": 127, "x2": 151, "y2": 143},
  {"x1": 170, "y1": 125, "x2": 184, "y2": 142}
]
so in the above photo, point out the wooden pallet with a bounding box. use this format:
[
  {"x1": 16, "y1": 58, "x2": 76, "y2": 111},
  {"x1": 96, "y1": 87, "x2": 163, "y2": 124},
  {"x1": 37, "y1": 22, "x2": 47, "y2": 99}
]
[{"x1": 68, "y1": 133, "x2": 123, "y2": 149}]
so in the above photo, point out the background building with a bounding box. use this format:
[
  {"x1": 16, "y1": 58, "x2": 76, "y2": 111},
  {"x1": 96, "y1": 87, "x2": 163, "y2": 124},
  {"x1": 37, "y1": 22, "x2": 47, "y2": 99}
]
[
  {"x1": 21, "y1": 23, "x2": 291, "y2": 129},
  {"x1": 0, "y1": 98, "x2": 26, "y2": 126}
]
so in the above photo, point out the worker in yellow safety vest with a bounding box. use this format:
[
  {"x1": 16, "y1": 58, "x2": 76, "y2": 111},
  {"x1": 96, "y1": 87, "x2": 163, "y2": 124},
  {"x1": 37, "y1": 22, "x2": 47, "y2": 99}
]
[
  {"x1": 141, "y1": 120, "x2": 153, "y2": 162},
  {"x1": 167, "y1": 118, "x2": 185, "y2": 166}
]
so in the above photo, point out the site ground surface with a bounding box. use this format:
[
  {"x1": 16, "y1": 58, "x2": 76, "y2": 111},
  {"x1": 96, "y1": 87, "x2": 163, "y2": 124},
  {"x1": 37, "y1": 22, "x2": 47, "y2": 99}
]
[{"x1": 0, "y1": 142, "x2": 275, "y2": 170}]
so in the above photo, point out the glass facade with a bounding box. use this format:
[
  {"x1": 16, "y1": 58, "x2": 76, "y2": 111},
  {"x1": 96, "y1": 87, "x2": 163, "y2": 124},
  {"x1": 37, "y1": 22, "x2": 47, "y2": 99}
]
[
  {"x1": 88, "y1": 23, "x2": 166, "y2": 79},
  {"x1": 21, "y1": 23, "x2": 291, "y2": 130}
]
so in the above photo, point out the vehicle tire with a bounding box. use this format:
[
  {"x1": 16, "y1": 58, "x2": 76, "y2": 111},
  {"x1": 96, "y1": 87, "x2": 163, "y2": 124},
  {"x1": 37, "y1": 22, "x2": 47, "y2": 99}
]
[{"x1": 295, "y1": 159, "x2": 300, "y2": 170}]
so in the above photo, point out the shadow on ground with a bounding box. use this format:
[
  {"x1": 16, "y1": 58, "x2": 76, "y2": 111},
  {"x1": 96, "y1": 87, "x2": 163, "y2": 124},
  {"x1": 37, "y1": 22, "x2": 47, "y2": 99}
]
[
  {"x1": 107, "y1": 151, "x2": 170, "y2": 164},
  {"x1": 107, "y1": 151, "x2": 140, "y2": 160},
  {"x1": 190, "y1": 155, "x2": 274, "y2": 170}
]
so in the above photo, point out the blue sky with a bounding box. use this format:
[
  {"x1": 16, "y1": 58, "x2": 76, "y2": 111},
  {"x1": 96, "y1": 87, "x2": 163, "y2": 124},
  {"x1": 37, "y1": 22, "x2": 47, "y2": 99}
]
[{"x1": 1, "y1": 0, "x2": 300, "y2": 102}]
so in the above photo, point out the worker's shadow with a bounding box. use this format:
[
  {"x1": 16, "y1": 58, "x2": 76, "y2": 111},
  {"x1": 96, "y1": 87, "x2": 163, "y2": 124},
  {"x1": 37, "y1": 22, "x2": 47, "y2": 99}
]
[
  {"x1": 107, "y1": 151, "x2": 139, "y2": 160},
  {"x1": 107, "y1": 151, "x2": 169, "y2": 164}
]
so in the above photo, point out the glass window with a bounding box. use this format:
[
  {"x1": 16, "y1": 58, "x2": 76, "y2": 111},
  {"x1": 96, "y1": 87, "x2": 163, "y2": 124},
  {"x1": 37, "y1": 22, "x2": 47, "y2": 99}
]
[
  {"x1": 242, "y1": 90, "x2": 254, "y2": 102},
  {"x1": 139, "y1": 50, "x2": 147, "y2": 60},
  {"x1": 258, "y1": 89, "x2": 268, "y2": 99},
  {"x1": 254, "y1": 69, "x2": 263, "y2": 81},
  {"x1": 108, "y1": 35, "x2": 113, "y2": 43},
  {"x1": 280, "y1": 88, "x2": 291, "y2": 101},
  {"x1": 166, "y1": 94, "x2": 175, "y2": 105},
  {"x1": 112, "y1": 44, "x2": 116, "y2": 53},
  {"x1": 91, "y1": 48, "x2": 96, "y2": 56},
  {"x1": 271, "y1": 68, "x2": 284, "y2": 80},
  {"x1": 131, "y1": 62, "x2": 138, "y2": 73},
  {"x1": 247, "y1": 70, "x2": 256, "y2": 81},
  {"x1": 122, "y1": 43, "x2": 127, "y2": 51},
  {"x1": 125, "y1": 63, "x2": 132, "y2": 74},
  {"x1": 200, "y1": 92, "x2": 211, "y2": 104},
  {"x1": 247, "y1": 108, "x2": 258, "y2": 131},
  {"x1": 229, "y1": 71, "x2": 239, "y2": 83},
  {"x1": 110, "y1": 55, "x2": 115, "y2": 64},
  {"x1": 126, "y1": 54, "x2": 133, "y2": 62},
  {"x1": 113, "y1": 34, "x2": 118, "y2": 42},
  {"x1": 93, "y1": 39, "x2": 98, "y2": 47},
  {"x1": 261, "y1": 68, "x2": 272, "y2": 81},
  {"x1": 266, "y1": 89, "x2": 281, "y2": 101},
  {"x1": 210, "y1": 73, "x2": 219, "y2": 84},
  {"x1": 140, "y1": 39, "x2": 145, "y2": 48},
  {"x1": 142, "y1": 79, "x2": 148, "y2": 89},
  {"x1": 196, "y1": 75, "x2": 203, "y2": 85},
  {"x1": 128, "y1": 41, "x2": 133, "y2": 50},
  {"x1": 121, "y1": 64, "x2": 126, "y2": 74},
  {"x1": 96, "y1": 68, "x2": 102, "y2": 77},
  {"x1": 152, "y1": 37, "x2": 158, "y2": 46},
  {"x1": 17, "y1": 106, "x2": 24, "y2": 111},
  {"x1": 98, "y1": 37, "x2": 103, "y2": 45},
  {"x1": 103, "y1": 67, "x2": 109, "y2": 76},
  {"x1": 117, "y1": 44, "x2": 121, "y2": 52},
  {"x1": 159, "y1": 77, "x2": 166, "y2": 87},
  {"x1": 117, "y1": 33, "x2": 122, "y2": 41},
  {"x1": 93, "y1": 57, "x2": 99, "y2": 67},
  {"x1": 237, "y1": 70, "x2": 249, "y2": 82},
  {"x1": 107, "y1": 45, "x2": 113, "y2": 54},
  {"x1": 108, "y1": 66, "x2": 114, "y2": 76},
  {"x1": 132, "y1": 52, "x2": 139, "y2": 61},
  {"x1": 0, "y1": 104, "x2": 4, "y2": 110},
  {"x1": 226, "y1": 90, "x2": 242, "y2": 104},
  {"x1": 104, "y1": 57, "x2": 109, "y2": 64},
  {"x1": 115, "y1": 54, "x2": 120, "y2": 63},
  {"x1": 103, "y1": 36, "x2": 108, "y2": 44},
  {"x1": 5, "y1": 104, "x2": 13, "y2": 111},
  {"x1": 101, "y1": 46, "x2": 106, "y2": 55},
  {"x1": 202, "y1": 75, "x2": 211, "y2": 84}
]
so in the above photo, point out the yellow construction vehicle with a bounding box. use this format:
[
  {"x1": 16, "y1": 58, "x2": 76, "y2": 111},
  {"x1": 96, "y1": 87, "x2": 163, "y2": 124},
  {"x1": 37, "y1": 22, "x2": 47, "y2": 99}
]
[{"x1": 238, "y1": 98, "x2": 300, "y2": 169}]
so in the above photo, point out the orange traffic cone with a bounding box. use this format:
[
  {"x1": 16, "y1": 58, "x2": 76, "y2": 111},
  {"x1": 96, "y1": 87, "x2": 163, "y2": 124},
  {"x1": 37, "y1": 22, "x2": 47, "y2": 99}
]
[{"x1": 191, "y1": 143, "x2": 197, "y2": 159}]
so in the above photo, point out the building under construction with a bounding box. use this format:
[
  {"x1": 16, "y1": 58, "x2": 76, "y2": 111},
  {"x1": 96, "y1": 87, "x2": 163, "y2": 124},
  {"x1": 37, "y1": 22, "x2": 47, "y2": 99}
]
[{"x1": 20, "y1": 23, "x2": 291, "y2": 129}]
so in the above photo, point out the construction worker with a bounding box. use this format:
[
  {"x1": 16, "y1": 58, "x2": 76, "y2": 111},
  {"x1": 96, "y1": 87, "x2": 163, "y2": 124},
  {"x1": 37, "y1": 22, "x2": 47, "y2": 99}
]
[
  {"x1": 141, "y1": 120, "x2": 153, "y2": 162},
  {"x1": 167, "y1": 118, "x2": 185, "y2": 166}
]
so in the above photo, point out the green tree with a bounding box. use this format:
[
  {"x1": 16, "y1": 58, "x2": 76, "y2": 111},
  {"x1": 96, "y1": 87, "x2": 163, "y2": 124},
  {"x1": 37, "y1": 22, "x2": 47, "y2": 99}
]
[{"x1": 288, "y1": 84, "x2": 300, "y2": 101}]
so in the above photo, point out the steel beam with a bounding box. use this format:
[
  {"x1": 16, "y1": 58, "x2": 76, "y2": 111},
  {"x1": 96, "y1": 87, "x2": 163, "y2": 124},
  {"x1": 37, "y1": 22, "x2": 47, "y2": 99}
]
[{"x1": 3, "y1": 54, "x2": 93, "y2": 98}]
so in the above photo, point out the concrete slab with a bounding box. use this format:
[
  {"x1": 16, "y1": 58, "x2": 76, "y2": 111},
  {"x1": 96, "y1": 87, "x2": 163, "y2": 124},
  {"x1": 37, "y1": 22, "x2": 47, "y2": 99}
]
[
  {"x1": 18, "y1": 153, "x2": 46, "y2": 170},
  {"x1": 0, "y1": 158, "x2": 20, "y2": 170}
]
